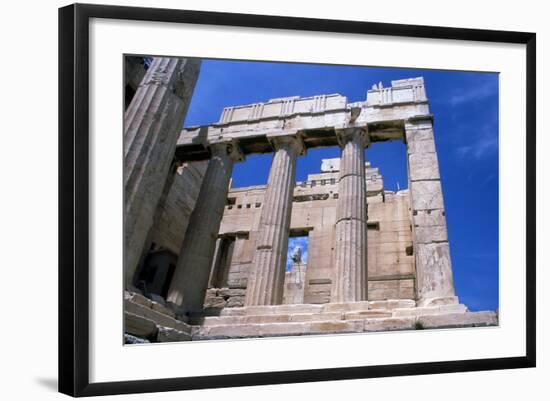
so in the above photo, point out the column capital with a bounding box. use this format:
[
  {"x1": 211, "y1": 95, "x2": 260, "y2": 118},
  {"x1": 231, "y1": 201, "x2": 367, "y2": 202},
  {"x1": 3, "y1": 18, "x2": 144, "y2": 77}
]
[
  {"x1": 141, "y1": 58, "x2": 200, "y2": 100},
  {"x1": 267, "y1": 132, "x2": 306, "y2": 156},
  {"x1": 209, "y1": 140, "x2": 245, "y2": 162},
  {"x1": 335, "y1": 127, "x2": 369, "y2": 149}
]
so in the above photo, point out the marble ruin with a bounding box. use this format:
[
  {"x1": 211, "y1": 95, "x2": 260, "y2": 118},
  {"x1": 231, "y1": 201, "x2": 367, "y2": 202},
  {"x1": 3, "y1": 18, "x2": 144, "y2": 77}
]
[{"x1": 123, "y1": 57, "x2": 498, "y2": 344}]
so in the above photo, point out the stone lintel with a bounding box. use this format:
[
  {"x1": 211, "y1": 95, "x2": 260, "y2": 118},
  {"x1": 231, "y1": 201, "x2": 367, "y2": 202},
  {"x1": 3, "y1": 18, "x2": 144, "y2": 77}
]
[{"x1": 176, "y1": 117, "x2": 424, "y2": 162}]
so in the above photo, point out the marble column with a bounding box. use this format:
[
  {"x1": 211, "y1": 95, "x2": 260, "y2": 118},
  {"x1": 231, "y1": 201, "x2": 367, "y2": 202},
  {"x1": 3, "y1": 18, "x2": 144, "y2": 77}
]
[
  {"x1": 245, "y1": 135, "x2": 304, "y2": 306},
  {"x1": 166, "y1": 142, "x2": 242, "y2": 314},
  {"x1": 331, "y1": 128, "x2": 369, "y2": 303},
  {"x1": 124, "y1": 57, "x2": 201, "y2": 288},
  {"x1": 405, "y1": 117, "x2": 457, "y2": 306}
]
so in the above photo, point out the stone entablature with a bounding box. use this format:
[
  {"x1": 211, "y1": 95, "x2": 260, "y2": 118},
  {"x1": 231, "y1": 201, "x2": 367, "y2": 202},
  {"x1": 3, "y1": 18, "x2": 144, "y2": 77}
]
[
  {"x1": 366, "y1": 77, "x2": 427, "y2": 107},
  {"x1": 219, "y1": 94, "x2": 348, "y2": 124},
  {"x1": 215, "y1": 77, "x2": 426, "y2": 125},
  {"x1": 175, "y1": 78, "x2": 430, "y2": 161}
]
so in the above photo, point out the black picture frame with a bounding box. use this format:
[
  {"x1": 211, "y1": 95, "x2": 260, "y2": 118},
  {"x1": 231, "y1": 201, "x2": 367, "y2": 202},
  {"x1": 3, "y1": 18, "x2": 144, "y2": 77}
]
[{"x1": 58, "y1": 3, "x2": 536, "y2": 397}]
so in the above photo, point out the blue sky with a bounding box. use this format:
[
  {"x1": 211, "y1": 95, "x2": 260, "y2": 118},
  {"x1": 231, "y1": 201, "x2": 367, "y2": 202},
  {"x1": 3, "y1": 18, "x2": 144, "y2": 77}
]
[{"x1": 184, "y1": 59, "x2": 499, "y2": 312}]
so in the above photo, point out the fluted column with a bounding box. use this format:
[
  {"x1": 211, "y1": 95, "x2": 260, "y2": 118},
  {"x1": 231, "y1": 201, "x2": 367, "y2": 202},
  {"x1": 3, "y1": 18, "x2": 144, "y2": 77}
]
[
  {"x1": 331, "y1": 128, "x2": 368, "y2": 303},
  {"x1": 166, "y1": 143, "x2": 242, "y2": 314},
  {"x1": 245, "y1": 135, "x2": 304, "y2": 306},
  {"x1": 124, "y1": 57, "x2": 201, "y2": 288}
]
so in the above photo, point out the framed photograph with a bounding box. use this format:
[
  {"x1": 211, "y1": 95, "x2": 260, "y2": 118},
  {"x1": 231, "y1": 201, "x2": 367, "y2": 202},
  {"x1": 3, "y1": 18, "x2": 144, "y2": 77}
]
[{"x1": 58, "y1": 3, "x2": 536, "y2": 397}]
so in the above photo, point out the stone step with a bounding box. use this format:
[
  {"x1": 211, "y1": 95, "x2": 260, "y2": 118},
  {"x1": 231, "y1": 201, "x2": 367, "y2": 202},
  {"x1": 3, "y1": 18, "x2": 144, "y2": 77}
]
[
  {"x1": 190, "y1": 310, "x2": 393, "y2": 326},
  {"x1": 124, "y1": 293, "x2": 193, "y2": 343},
  {"x1": 193, "y1": 319, "x2": 365, "y2": 340},
  {"x1": 219, "y1": 304, "x2": 324, "y2": 316},
  {"x1": 416, "y1": 311, "x2": 498, "y2": 329},
  {"x1": 218, "y1": 299, "x2": 417, "y2": 317},
  {"x1": 191, "y1": 311, "x2": 498, "y2": 340},
  {"x1": 391, "y1": 304, "x2": 468, "y2": 317}
]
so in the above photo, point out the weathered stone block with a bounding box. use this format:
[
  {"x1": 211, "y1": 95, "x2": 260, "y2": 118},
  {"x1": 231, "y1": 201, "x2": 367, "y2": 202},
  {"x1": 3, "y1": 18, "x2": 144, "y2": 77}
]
[
  {"x1": 304, "y1": 294, "x2": 332, "y2": 304},
  {"x1": 418, "y1": 311, "x2": 498, "y2": 329},
  {"x1": 157, "y1": 326, "x2": 192, "y2": 342},
  {"x1": 408, "y1": 152, "x2": 440, "y2": 181},
  {"x1": 226, "y1": 296, "x2": 245, "y2": 308},
  {"x1": 415, "y1": 243, "x2": 455, "y2": 300},
  {"x1": 258, "y1": 322, "x2": 311, "y2": 337},
  {"x1": 407, "y1": 138, "x2": 436, "y2": 155},
  {"x1": 151, "y1": 301, "x2": 176, "y2": 318},
  {"x1": 405, "y1": 127, "x2": 434, "y2": 143},
  {"x1": 124, "y1": 333, "x2": 150, "y2": 344},
  {"x1": 414, "y1": 225, "x2": 448, "y2": 244},
  {"x1": 418, "y1": 296, "x2": 459, "y2": 307},
  {"x1": 368, "y1": 299, "x2": 416, "y2": 310},
  {"x1": 294, "y1": 312, "x2": 343, "y2": 322},
  {"x1": 413, "y1": 209, "x2": 446, "y2": 227},
  {"x1": 126, "y1": 292, "x2": 153, "y2": 308},
  {"x1": 392, "y1": 304, "x2": 466, "y2": 317},
  {"x1": 344, "y1": 310, "x2": 393, "y2": 319},
  {"x1": 219, "y1": 288, "x2": 246, "y2": 297},
  {"x1": 364, "y1": 317, "x2": 416, "y2": 332},
  {"x1": 219, "y1": 307, "x2": 247, "y2": 317},
  {"x1": 322, "y1": 301, "x2": 371, "y2": 313},
  {"x1": 309, "y1": 320, "x2": 364, "y2": 333},
  {"x1": 245, "y1": 304, "x2": 324, "y2": 315},
  {"x1": 174, "y1": 320, "x2": 193, "y2": 335},
  {"x1": 124, "y1": 312, "x2": 158, "y2": 338},
  {"x1": 125, "y1": 299, "x2": 178, "y2": 329},
  {"x1": 398, "y1": 287, "x2": 415, "y2": 299},
  {"x1": 410, "y1": 180, "x2": 444, "y2": 211},
  {"x1": 204, "y1": 296, "x2": 227, "y2": 309},
  {"x1": 195, "y1": 324, "x2": 261, "y2": 339}
]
